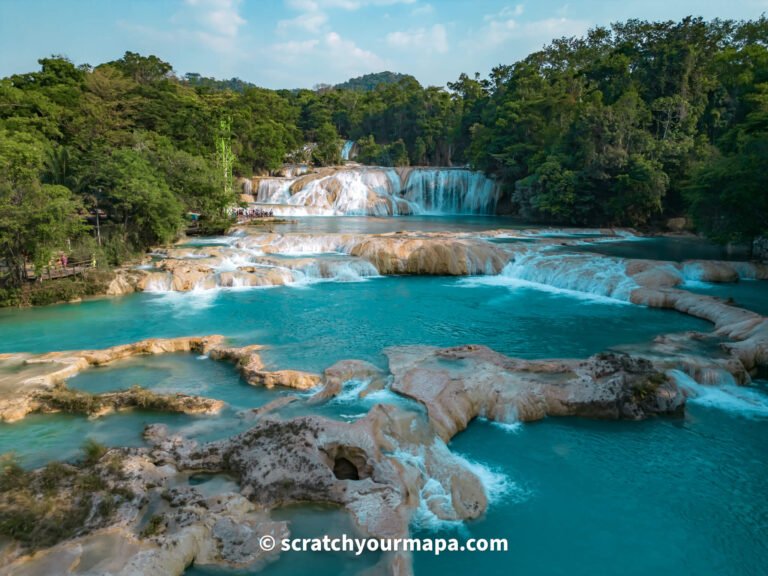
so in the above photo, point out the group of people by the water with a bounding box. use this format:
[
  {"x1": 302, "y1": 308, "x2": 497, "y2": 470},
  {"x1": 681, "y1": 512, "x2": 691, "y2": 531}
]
[{"x1": 232, "y1": 207, "x2": 274, "y2": 220}]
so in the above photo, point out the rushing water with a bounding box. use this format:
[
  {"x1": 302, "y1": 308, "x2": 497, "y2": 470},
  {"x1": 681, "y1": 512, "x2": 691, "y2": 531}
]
[
  {"x1": 341, "y1": 140, "x2": 355, "y2": 161},
  {"x1": 253, "y1": 167, "x2": 501, "y2": 216},
  {"x1": 184, "y1": 396, "x2": 768, "y2": 576}
]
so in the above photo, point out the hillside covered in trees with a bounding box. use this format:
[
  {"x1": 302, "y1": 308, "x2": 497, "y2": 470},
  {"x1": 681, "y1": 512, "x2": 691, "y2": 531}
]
[{"x1": 1, "y1": 16, "x2": 766, "y2": 300}]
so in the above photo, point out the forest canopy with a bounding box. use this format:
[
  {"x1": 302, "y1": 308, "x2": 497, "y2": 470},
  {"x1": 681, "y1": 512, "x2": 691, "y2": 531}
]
[{"x1": 1, "y1": 15, "x2": 766, "y2": 289}]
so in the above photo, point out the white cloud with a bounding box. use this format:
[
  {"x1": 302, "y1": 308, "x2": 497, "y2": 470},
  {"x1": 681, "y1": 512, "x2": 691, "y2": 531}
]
[
  {"x1": 179, "y1": 0, "x2": 246, "y2": 53},
  {"x1": 285, "y1": 0, "x2": 414, "y2": 12},
  {"x1": 184, "y1": 0, "x2": 245, "y2": 37},
  {"x1": 271, "y1": 31, "x2": 386, "y2": 75},
  {"x1": 386, "y1": 24, "x2": 448, "y2": 53},
  {"x1": 484, "y1": 4, "x2": 524, "y2": 22},
  {"x1": 411, "y1": 3, "x2": 433, "y2": 16},
  {"x1": 473, "y1": 4, "x2": 589, "y2": 50},
  {"x1": 277, "y1": 11, "x2": 329, "y2": 33}
]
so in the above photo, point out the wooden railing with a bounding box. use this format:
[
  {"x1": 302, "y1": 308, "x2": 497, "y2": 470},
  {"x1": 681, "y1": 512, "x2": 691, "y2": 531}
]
[{"x1": 26, "y1": 259, "x2": 96, "y2": 282}]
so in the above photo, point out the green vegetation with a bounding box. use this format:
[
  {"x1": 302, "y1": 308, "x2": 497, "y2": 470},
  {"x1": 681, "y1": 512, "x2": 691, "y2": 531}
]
[
  {"x1": 1, "y1": 16, "x2": 766, "y2": 300},
  {"x1": 34, "y1": 383, "x2": 213, "y2": 416},
  {"x1": 140, "y1": 514, "x2": 167, "y2": 538},
  {"x1": 0, "y1": 448, "x2": 129, "y2": 550},
  {"x1": 332, "y1": 71, "x2": 415, "y2": 92},
  {"x1": 81, "y1": 439, "x2": 108, "y2": 466}
]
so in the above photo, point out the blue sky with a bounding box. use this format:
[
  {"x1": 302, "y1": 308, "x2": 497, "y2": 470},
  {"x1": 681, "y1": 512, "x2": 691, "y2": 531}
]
[{"x1": 1, "y1": 0, "x2": 766, "y2": 89}]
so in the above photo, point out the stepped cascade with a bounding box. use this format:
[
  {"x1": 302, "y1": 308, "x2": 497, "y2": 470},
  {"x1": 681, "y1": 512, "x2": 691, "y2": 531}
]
[{"x1": 251, "y1": 166, "x2": 501, "y2": 216}]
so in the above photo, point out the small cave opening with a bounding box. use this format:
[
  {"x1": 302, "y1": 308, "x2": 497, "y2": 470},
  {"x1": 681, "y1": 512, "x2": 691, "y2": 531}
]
[
  {"x1": 323, "y1": 444, "x2": 373, "y2": 481},
  {"x1": 333, "y1": 457, "x2": 360, "y2": 480}
]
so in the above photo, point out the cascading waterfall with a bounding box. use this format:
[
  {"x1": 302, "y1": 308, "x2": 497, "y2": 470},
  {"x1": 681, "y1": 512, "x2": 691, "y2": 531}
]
[
  {"x1": 499, "y1": 251, "x2": 638, "y2": 301},
  {"x1": 341, "y1": 140, "x2": 355, "y2": 161},
  {"x1": 250, "y1": 167, "x2": 500, "y2": 216},
  {"x1": 668, "y1": 370, "x2": 768, "y2": 417},
  {"x1": 403, "y1": 168, "x2": 501, "y2": 214},
  {"x1": 255, "y1": 178, "x2": 293, "y2": 204}
]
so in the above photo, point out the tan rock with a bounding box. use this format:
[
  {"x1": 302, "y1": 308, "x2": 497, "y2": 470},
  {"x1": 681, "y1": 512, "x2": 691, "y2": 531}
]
[
  {"x1": 386, "y1": 345, "x2": 684, "y2": 441},
  {"x1": 246, "y1": 369, "x2": 321, "y2": 390}
]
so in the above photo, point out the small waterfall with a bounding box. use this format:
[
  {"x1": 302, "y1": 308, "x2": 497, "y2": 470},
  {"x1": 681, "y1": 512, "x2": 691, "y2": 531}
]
[
  {"x1": 668, "y1": 370, "x2": 768, "y2": 417},
  {"x1": 144, "y1": 272, "x2": 173, "y2": 292},
  {"x1": 261, "y1": 234, "x2": 361, "y2": 255},
  {"x1": 402, "y1": 169, "x2": 500, "y2": 214},
  {"x1": 297, "y1": 259, "x2": 380, "y2": 282},
  {"x1": 250, "y1": 167, "x2": 499, "y2": 216},
  {"x1": 500, "y1": 252, "x2": 637, "y2": 301},
  {"x1": 255, "y1": 178, "x2": 293, "y2": 204},
  {"x1": 341, "y1": 140, "x2": 355, "y2": 161},
  {"x1": 242, "y1": 179, "x2": 252, "y2": 196}
]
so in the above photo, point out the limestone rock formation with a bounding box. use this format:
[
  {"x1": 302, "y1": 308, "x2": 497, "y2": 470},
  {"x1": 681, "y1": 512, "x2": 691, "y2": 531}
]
[
  {"x1": 311, "y1": 359, "x2": 388, "y2": 402},
  {"x1": 386, "y1": 345, "x2": 684, "y2": 440},
  {"x1": 349, "y1": 235, "x2": 509, "y2": 275}
]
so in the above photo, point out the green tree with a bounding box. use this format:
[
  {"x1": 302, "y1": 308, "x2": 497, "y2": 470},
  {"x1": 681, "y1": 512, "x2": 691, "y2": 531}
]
[
  {"x1": 312, "y1": 122, "x2": 341, "y2": 166},
  {"x1": 98, "y1": 149, "x2": 183, "y2": 248},
  {"x1": 0, "y1": 131, "x2": 85, "y2": 284}
]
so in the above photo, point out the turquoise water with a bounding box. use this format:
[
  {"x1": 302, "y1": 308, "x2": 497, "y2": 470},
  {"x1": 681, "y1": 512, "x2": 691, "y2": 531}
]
[
  {"x1": 0, "y1": 405, "x2": 269, "y2": 469},
  {"x1": 68, "y1": 353, "x2": 272, "y2": 410},
  {"x1": 0, "y1": 277, "x2": 709, "y2": 371},
  {"x1": 263, "y1": 215, "x2": 526, "y2": 235},
  {"x1": 2, "y1": 276, "x2": 708, "y2": 469},
  {"x1": 569, "y1": 237, "x2": 751, "y2": 261},
  {"x1": 683, "y1": 280, "x2": 768, "y2": 316},
  {"x1": 181, "y1": 398, "x2": 768, "y2": 576},
  {"x1": 1, "y1": 354, "x2": 291, "y2": 467},
  {"x1": 414, "y1": 402, "x2": 768, "y2": 576},
  {"x1": 0, "y1": 411, "x2": 190, "y2": 468},
  {"x1": 1, "y1": 221, "x2": 766, "y2": 576}
]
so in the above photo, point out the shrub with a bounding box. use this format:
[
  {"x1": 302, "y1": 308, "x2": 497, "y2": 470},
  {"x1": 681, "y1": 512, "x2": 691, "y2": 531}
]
[{"x1": 81, "y1": 439, "x2": 108, "y2": 465}]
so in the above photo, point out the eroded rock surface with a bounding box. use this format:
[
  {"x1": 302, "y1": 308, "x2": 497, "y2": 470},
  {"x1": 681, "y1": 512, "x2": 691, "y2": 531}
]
[{"x1": 387, "y1": 345, "x2": 683, "y2": 440}]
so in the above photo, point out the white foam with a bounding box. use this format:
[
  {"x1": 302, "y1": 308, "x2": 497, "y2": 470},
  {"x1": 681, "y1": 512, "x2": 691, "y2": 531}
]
[
  {"x1": 681, "y1": 280, "x2": 714, "y2": 290},
  {"x1": 332, "y1": 379, "x2": 370, "y2": 403},
  {"x1": 451, "y1": 452, "x2": 514, "y2": 504},
  {"x1": 488, "y1": 420, "x2": 523, "y2": 434},
  {"x1": 253, "y1": 167, "x2": 499, "y2": 216},
  {"x1": 148, "y1": 285, "x2": 220, "y2": 312},
  {"x1": 339, "y1": 413, "x2": 367, "y2": 420},
  {"x1": 669, "y1": 370, "x2": 768, "y2": 418},
  {"x1": 458, "y1": 274, "x2": 631, "y2": 305}
]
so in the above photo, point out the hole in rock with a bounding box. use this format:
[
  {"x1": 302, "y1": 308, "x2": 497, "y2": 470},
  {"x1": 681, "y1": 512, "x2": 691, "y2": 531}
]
[
  {"x1": 324, "y1": 444, "x2": 373, "y2": 481},
  {"x1": 333, "y1": 457, "x2": 360, "y2": 480}
]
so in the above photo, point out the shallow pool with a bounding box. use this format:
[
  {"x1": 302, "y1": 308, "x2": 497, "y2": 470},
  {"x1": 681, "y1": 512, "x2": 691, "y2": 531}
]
[{"x1": 0, "y1": 277, "x2": 710, "y2": 372}]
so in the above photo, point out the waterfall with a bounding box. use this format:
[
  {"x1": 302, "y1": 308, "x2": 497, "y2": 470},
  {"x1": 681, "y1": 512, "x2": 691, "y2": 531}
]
[
  {"x1": 249, "y1": 167, "x2": 500, "y2": 216},
  {"x1": 500, "y1": 251, "x2": 638, "y2": 301},
  {"x1": 402, "y1": 169, "x2": 501, "y2": 214},
  {"x1": 668, "y1": 370, "x2": 768, "y2": 417},
  {"x1": 242, "y1": 179, "x2": 252, "y2": 196},
  {"x1": 341, "y1": 140, "x2": 355, "y2": 161},
  {"x1": 255, "y1": 178, "x2": 293, "y2": 204}
]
